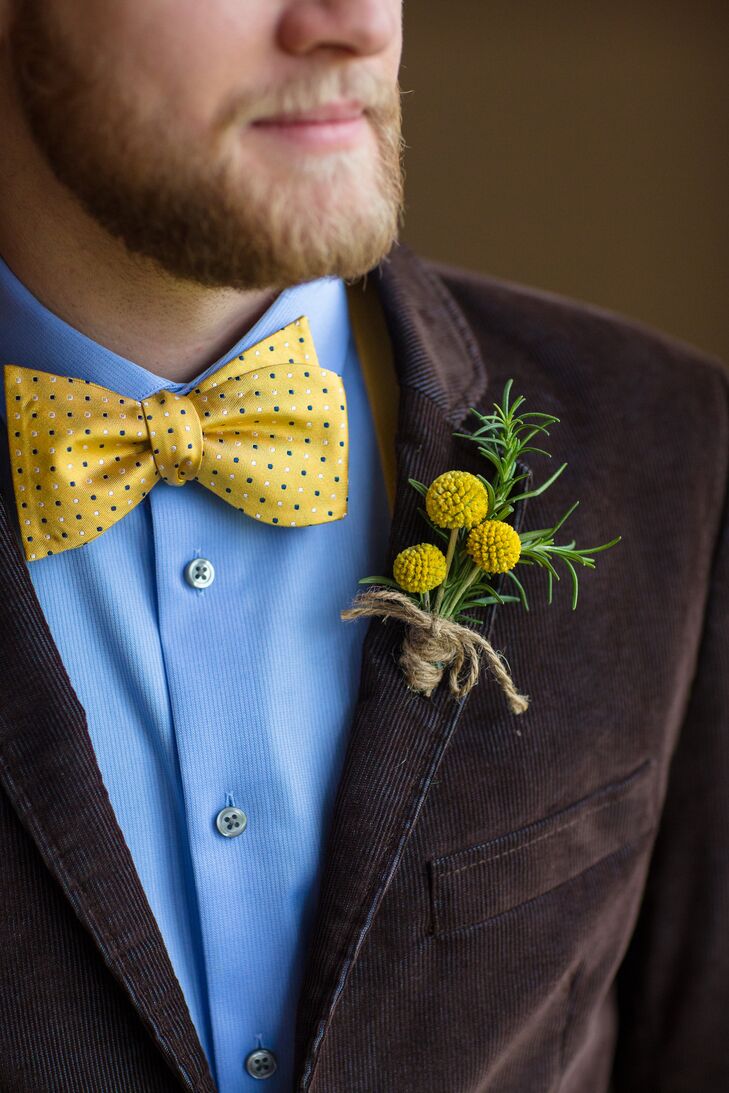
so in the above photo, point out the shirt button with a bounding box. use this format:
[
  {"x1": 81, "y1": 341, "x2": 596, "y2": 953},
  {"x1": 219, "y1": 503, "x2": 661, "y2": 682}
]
[
  {"x1": 215, "y1": 806, "x2": 247, "y2": 838},
  {"x1": 184, "y1": 557, "x2": 215, "y2": 589},
  {"x1": 244, "y1": 1047, "x2": 278, "y2": 1079}
]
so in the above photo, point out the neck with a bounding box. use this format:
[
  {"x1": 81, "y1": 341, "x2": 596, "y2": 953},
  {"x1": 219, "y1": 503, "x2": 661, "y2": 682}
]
[{"x1": 0, "y1": 81, "x2": 278, "y2": 384}]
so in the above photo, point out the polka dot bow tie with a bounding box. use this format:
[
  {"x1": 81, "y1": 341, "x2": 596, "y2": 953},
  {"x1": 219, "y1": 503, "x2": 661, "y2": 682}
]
[{"x1": 4, "y1": 315, "x2": 349, "y2": 562}]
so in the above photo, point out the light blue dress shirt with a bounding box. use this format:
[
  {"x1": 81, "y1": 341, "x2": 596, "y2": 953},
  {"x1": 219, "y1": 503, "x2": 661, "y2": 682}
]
[{"x1": 0, "y1": 254, "x2": 391, "y2": 1091}]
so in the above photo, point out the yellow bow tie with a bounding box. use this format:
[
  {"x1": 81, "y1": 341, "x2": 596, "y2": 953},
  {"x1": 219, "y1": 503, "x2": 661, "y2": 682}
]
[{"x1": 4, "y1": 315, "x2": 349, "y2": 562}]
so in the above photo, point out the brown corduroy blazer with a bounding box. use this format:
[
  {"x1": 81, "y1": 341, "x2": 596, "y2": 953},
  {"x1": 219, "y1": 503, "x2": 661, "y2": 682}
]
[{"x1": 0, "y1": 242, "x2": 728, "y2": 1092}]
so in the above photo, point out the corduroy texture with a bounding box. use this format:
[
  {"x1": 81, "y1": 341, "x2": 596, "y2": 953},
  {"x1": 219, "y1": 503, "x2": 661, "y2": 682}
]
[{"x1": 0, "y1": 242, "x2": 728, "y2": 1091}]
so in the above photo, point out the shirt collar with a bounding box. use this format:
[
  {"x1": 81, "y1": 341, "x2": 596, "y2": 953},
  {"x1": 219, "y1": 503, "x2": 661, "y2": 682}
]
[{"x1": 0, "y1": 252, "x2": 351, "y2": 419}]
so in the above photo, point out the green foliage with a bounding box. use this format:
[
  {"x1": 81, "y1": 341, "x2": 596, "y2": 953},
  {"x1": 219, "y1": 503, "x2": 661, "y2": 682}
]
[{"x1": 358, "y1": 378, "x2": 622, "y2": 621}]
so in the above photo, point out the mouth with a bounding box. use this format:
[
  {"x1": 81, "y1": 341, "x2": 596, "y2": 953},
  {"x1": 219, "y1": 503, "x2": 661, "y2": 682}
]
[{"x1": 249, "y1": 100, "x2": 368, "y2": 150}]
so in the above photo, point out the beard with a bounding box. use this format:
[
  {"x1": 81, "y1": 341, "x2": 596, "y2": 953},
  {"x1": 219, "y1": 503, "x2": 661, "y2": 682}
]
[{"x1": 7, "y1": 3, "x2": 405, "y2": 291}]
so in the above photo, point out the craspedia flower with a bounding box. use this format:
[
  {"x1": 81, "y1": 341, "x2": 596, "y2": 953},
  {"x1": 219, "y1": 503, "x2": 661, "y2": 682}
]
[
  {"x1": 425, "y1": 470, "x2": 489, "y2": 529},
  {"x1": 393, "y1": 543, "x2": 448, "y2": 593},
  {"x1": 466, "y1": 519, "x2": 522, "y2": 573}
]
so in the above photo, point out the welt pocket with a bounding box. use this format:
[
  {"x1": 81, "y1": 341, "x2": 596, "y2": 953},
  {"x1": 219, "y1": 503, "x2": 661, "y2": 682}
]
[{"x1": 428, "y1": 757, "x2": 658, "y2": 937}]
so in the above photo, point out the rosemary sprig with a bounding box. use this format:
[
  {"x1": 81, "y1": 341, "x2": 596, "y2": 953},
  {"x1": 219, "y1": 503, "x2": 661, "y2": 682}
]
[{"x1": 453, "y1": 376, "x2": 566, "y2": 520}]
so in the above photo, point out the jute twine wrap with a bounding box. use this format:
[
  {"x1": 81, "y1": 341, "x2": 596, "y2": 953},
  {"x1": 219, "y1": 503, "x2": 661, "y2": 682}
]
[{"x1": 341, "y1": 587, "x2": 530, "y2": 715}]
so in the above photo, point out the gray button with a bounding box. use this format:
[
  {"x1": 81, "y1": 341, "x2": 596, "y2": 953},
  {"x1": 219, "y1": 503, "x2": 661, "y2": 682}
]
[
  {"x1": 184, "y1": 557, "x2": 215, "y2": 589},
  {"x1": 245, "y1": 1047, "x2": 277, "y2": 1079},
  {"x1": 216, "y1": 806, "x2": 247, "y2": 838}
]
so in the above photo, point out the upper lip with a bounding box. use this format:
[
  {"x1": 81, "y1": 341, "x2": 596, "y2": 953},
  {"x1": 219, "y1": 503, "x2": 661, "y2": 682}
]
[{"x1": 253, "y1": 100, "x2": 366, "y2": 125}]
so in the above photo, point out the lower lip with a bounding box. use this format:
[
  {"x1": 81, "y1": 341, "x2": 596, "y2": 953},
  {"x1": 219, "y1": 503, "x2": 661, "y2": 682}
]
[{"x1": 250, "y1": 115, "x2": 367, "y2": 150}]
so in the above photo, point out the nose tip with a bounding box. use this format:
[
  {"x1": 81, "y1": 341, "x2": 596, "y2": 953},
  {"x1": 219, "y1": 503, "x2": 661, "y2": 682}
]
[
  {"x1": 278, "y1": 0, "x2": 397, "y2": 57},
  {"x1": 141, "y1": 391, "x2": 204, "y2": 486}
]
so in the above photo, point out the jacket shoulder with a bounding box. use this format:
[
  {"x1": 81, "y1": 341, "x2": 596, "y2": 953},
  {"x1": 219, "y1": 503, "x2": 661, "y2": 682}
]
[{"x1": 423, "y1": 256, "x2": 729, "y2": 393}]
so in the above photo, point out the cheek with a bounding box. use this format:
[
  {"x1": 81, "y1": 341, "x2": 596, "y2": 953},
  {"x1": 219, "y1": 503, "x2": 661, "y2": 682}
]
[{"x1": 98, "y1": 0, "x2": 279, "y2": 133}]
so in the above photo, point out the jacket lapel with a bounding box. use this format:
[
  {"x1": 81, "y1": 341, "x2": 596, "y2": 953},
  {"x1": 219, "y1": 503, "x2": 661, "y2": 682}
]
[
  {"x1": 293, "y1": 244, "x2": 518, "y2": 1089},
  {"x1": 0, "y1": 413, "x2": 218, "y2": 1088}
]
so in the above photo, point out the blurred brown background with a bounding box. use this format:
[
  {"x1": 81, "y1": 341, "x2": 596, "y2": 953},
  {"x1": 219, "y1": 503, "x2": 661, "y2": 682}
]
[{"x1": 400, "y1": 2, "x2": 728, "y2": 362}]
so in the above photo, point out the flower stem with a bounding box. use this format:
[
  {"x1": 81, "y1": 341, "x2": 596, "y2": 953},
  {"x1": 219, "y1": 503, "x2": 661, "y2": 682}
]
[
  {"x1": 434, "y1": 528, "x2": 459, "y2": 614},
  {"x1": 441, "y1": 563, "x2": 483, "y2": 618}
]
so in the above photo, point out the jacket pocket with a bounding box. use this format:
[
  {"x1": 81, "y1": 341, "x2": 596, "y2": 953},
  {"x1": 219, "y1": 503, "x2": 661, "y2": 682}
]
[{"x1": 428, "y1": 757, "x2": 658, "y2": 937}]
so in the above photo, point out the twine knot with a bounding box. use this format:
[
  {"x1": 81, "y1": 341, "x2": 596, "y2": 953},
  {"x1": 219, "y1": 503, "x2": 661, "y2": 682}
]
[{"x1": 341, "y1": 587, "x2": 529, "y2": 714}]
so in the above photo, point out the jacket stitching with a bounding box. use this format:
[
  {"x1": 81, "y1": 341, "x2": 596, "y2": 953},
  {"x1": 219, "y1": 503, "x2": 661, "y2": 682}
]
[{"x1": 436, "y1": 786, "x2": 647, "y2": 880}]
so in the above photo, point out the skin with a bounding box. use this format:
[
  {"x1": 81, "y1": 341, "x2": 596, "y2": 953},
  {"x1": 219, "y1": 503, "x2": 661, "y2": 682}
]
[{"x1": 0, "y1": 0, "x2": 404, "y2": 381}]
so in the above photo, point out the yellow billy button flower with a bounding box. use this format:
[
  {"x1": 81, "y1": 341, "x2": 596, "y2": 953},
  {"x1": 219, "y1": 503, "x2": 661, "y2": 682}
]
[
  {"x1": 393, "y1": 543, "x2": 448, "y2": 593},
  {"x1": 466, "y1": 519, "x2": 522, "y2": 573},
  {"x1": 425, "y1": 470, "x2": 489, "y2": 529}
]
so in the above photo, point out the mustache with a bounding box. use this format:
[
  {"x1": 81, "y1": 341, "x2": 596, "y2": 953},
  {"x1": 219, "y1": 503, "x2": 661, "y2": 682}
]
[{"x1": 217, "y1": 65, "x2": 401, "y2": 129}]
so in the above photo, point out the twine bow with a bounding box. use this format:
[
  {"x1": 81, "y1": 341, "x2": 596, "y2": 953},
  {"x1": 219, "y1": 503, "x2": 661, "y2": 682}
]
[{"x1": 341, "y1": 586, "x2": 530, "y2": 714}]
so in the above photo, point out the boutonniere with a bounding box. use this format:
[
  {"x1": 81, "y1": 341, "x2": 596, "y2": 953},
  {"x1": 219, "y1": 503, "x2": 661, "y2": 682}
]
[{"x1": 341, "y1": 379, "x2": 621, "y2": 714}]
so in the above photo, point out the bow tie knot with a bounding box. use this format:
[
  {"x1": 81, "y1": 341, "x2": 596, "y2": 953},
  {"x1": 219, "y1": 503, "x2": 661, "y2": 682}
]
[{"x1": 141, "y1": 390, "x2": 204, "y2": 486}]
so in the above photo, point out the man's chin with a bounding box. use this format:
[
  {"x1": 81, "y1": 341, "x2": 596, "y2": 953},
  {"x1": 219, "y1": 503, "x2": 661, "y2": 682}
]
[{"x1": 234, "y1": 130, "x2": 380, "y2": 186}]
